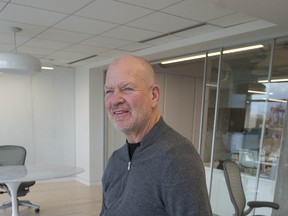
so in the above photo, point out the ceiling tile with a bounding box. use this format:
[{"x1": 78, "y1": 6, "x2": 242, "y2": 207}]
[
  {"x1": 0, "y1": 20, "x2": 47, "y2": 37},
  {"x1": 80, "y1": 36, "x2": 131, "y2": 49},
  {"x1": 54, "y1": 15, "x2": 117, "y2": 35},
  {"x1": 116, "y1": 0, "x2": 183, "y2": 10},
  {"x1": 0, "y1": 4, "x2": 66, "y2": 26},
  {"x1": 23, "y1": 38, "x2": 71, "y2": 50},
  {"x1": 0, "y1": 32, "x2": 31, "y2": 48},
  {"x1": 63, "y1": 44, "x2": 108, "y2": 55},
  {"x1": 37, "y1": 28, "x2": 91, "y2": 43},
  {"x1": 47, "y1": 58, "x2": 72, "y2": 66},
  {"x1": 128, "y1": 12, "x2": 200, "y2": 33},
  {"x1": 99, "y1": 49, "x2": 131, "y2": 58},
  {"x1": 11, "y1": 0, "x2": 93, "y2": 14},
  {"x1": 0, "y1": 43, "x2": 11, "y2": 51},
  {"x1": 75, "y1": 0, "x2": 153, "y2": 24},
  {"x1": 40, "y1": 58, "x2": 58, "y2": 66},
  {"x1": 162, "y1": 0, "x2": 235, "y2": 22},
  {"x1": 0, "y1": 2, "x2": 7, "y2": 10},
  {"x1": 118, "y1": 42, "x2": 153, "y2": 52},
  {"x1": 17, "y1": 46, "x2": 55, "y2": 56},
  {"x1": 208, "y1": 13, "x2": 257, "y2": 27},
  {"x1": 101, "y1": 26, "x2": 160, "y2": 42},
  {"x1": 0, "y1": 33, "x2": 13, "y2": 44},
  {"x1": 0, "y1": 0, "x2": 286, "y2": 68},
  {"x1": 174, "y1": 24, "x2": 222, "y2": 38},
  {"x1": 47, "y1": 51, "x2": 92, "y2": 63}
]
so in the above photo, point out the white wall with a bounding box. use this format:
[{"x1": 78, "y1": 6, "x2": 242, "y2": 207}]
[
  {"x1": 75, "y1": 69, "x2": 91, "y2": 183},
  {"x1": 0, "y1": 68, "x2": 76, "y2": 166},
  {"x1": 0, "y1": 65, "x2": 105, "y2": 186},
  {"x1": 75, "y1": 66, "x2": 105, "y2": 185},
  {"x1": 0, "y1": 74, "x2": 34, "y2": 162}
]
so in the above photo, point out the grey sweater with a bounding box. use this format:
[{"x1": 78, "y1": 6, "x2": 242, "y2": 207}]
[{"x1": 100, "y1": 118, "x2": 212, "y2": 216}]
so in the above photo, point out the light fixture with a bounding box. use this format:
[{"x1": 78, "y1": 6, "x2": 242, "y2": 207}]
[
  {"x1": 41, "y1": 66, "x2": 54, "y2": 70},
  {"x1": 258, "y1": 78, "x2": 288, "y2": 83},
  {"x1": 161, "y1": 54, "x2": 206, "y2": 65},
  {"x1": 268, "y1": 98, "x2": 287, "y2": 103},
  {"x1": 41, "y1": 58, "x2": 54, "y2": 70},
  {"x1": 247, "y1": 90, "x2": 267, "y2": 94},
  {"x1": 0, "y1": 27, "x2": 41, "y2": 75},
  {"x1": 161, "y1": 44, "x2": 264, "y2": 65}
]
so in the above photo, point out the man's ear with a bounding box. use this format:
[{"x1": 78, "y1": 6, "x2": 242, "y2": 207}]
[{"x1": 151, "y1": 85, "x2": 160, "y2": 104}]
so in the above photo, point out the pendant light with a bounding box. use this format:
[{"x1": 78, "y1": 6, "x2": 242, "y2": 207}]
[{"x1": 0, "y1": 27, "x2": 41, "y2": 75}]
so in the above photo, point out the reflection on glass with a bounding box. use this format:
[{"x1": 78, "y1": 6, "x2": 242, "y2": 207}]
[
  {"x1": 260, "y1": 38, "x2": 288, "y2": 181},
  {"x1": 216, "y1": 43, "x2": 272, "y2": 176}
]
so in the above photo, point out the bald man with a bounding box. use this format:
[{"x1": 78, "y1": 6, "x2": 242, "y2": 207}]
[{"x1": 101, "y1": 55, "x2": 212, "y2": 216}]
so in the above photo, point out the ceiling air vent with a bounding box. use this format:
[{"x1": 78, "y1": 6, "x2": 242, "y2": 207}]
[
  {"x1": 68, "y1": 54, "x2": 98, "y2": 65},
  {"x1": 138, "y1": 22, "x2": 206, "y2": 43}
]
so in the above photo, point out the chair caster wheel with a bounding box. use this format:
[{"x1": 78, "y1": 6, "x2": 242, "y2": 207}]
[{"x1": 35, "y1": 208, "x2": 40, "y2": 213}]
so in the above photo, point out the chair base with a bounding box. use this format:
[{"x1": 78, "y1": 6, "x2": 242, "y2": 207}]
[{"x1": 0, "y1": 199, "x2": 40, "y2": 213}]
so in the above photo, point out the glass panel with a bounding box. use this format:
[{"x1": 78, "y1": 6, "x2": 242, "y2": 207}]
[
  {"x1": 254, "y1": 37, "x2": 288, "y2": 215},
  {"x1": 209, "y1": 42, "x2": 273, "y2": 216},
  {"x1": 262, "y1": 38, "x2": 287, "y2": 178}
]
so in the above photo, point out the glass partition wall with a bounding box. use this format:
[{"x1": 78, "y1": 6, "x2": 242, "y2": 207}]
[{"x1": 200, "y1": 37, "x2": 288, "y2": 215}]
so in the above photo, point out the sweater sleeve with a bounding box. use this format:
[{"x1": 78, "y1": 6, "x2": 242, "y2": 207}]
[{"x1": 161, "y1": 145, "x2": 212, "y2": 216}]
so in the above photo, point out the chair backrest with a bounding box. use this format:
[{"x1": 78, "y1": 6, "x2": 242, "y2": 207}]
[
  {"x1": 223, "y1": 161, "x2": 246, "y2": 216},
  {"x1": 0, "y1": 145, "x2": 26, "y2": 166}
]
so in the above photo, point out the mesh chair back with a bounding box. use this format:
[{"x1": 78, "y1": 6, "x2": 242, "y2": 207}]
[
  {"x1": 0, "y1": 145, "x2": 26, "y2": 166},
  {"x1": 223, "y1": 161, "x2": 246, "y2": 216}
]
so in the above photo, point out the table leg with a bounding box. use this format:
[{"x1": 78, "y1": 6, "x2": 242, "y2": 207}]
[{"x1": 5, "y1": 182, "x2": 21, "y2": 216}]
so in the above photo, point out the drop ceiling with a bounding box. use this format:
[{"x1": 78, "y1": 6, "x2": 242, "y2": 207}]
[{"x1": 0, "y1": 0, "x2": 287, "y2": 68}]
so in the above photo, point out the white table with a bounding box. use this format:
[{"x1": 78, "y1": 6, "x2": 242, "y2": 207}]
[{"x1": 0, "y1": 165, "x2": 84, "y2": 216}]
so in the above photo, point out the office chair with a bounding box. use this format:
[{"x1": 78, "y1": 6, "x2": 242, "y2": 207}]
[
  {"x1": 223, "y1": 161, "x2": 279, "y2": 216},
  {"x1": 0, "y1": 145, "x2": 40, "y2": 213}
]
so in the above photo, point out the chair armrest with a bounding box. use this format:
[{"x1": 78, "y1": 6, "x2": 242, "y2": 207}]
[
  {"x1": 20, "y1": 181, "x2": 36, "y2": 188},
  {"x1": 0, "y1": 184, "x2": 7, "y2": 194},
  {"x1": 247, "y1": 201, "x2": 279, "y2": 210},
  {"x1": 0, "y1": 183, "x2": 8, "y2": 193},
  {"x1": 17, "y1": 181, "x2": 36, "y2": 197}
]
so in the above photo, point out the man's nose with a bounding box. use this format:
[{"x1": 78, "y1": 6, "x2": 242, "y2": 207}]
[{"x1": 110, "y1": 89, "x2": 125, "y2": 105}]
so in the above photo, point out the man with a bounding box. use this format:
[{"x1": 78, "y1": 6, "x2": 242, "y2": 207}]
[{"x1": 100, "y1": 55, "x2": 212, "y2": 216}]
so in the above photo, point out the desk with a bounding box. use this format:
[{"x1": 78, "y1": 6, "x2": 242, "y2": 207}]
[{"x1": 0, "y1": 165, "x2": 84, "y2": 216}]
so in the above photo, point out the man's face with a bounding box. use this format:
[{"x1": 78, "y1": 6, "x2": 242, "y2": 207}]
[{"x1": 104, "y1": 61, "x2": 154, "y2": 135}]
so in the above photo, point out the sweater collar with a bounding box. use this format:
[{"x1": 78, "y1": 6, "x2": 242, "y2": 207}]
[{"x1": 138, "y1": 117, "x2": 169, "y2": 149}]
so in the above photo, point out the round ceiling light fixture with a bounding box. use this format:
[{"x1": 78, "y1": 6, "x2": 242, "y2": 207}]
[{"x1": 0, "y1": 27, "x2": 41, "y2": 75}]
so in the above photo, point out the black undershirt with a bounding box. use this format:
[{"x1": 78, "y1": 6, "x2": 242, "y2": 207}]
[{"x1": 127, "y1": 142, "x2": 140, "y2": 159}]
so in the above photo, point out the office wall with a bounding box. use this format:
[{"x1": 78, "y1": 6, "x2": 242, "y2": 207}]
[
  {"x1": 161, "y1": 73, "x2": 203, "y2": 149},
  {"x1": 0, "y1": 68, "x2": 75, "y2": 166},
  {"x1": 154, "y1": 63, "x2": 204, "y2": 150},
  {"x1": 75, "y1": 66, "x2": 105, "y2": 185},
  {"x1": 0, "y1": 74, "x2": 34, "y2": 161}
]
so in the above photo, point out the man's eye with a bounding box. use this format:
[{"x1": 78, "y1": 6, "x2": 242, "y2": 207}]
[
  {"x1": 105, "y1": 89, "x2": 113, "y2": 95},
  {"x1": 123, "y1": 87, "x2": 133, "y2": 92}
]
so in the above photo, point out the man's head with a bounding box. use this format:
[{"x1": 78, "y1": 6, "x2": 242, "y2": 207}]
[{"x1": 104, "y1": 55, "x2": 160, "y2": 142}]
